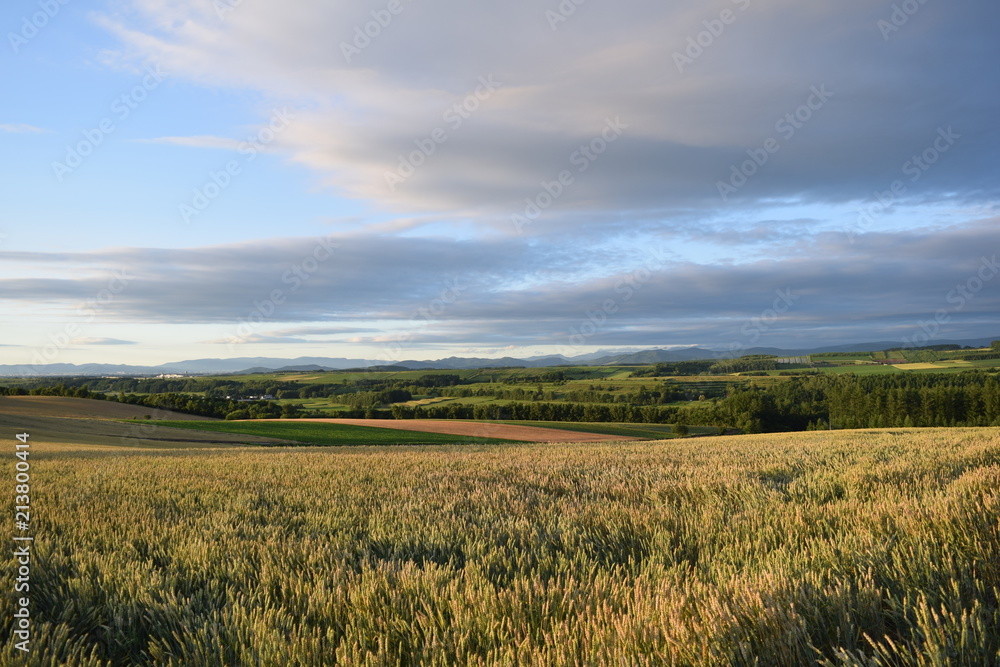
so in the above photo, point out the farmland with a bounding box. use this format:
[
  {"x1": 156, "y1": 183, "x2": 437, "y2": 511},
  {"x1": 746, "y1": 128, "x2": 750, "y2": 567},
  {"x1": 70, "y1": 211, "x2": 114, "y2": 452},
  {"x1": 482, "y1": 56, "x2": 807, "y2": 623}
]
[
  {"x1": 150, "y1": 418, "x2": 676, "y2": 445},
  {"x1": 2, "y1": 426, "x2": 998, "y2": 664},
  {"x1": 149, "y1": 419, "x2": 519, "y2": 446},
  {"x1": 0, "y1": 395, "x2": 215, "y2": 421},
  {"x1": 0, "y1": 413, "x2": 293, "y2": 452},
  {"x1": 475, "y1": 420, "x2": 721, "y2": 439},
  {"x1": 3, "y1": 343, "x2": 999, "y2": 436}
]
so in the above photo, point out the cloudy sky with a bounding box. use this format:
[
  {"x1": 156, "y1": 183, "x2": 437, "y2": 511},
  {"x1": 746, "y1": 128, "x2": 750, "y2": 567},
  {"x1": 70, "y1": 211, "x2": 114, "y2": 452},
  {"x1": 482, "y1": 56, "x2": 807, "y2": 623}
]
[{"x1": 2, "y1": 0, "x2": 998, "y2": 366}]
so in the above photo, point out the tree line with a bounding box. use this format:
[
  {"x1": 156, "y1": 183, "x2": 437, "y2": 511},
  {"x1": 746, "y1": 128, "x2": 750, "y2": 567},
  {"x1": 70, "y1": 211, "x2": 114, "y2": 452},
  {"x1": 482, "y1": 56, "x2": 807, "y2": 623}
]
[{"x1": 4, "y1": 369, "x2": 999, "y2": 433}]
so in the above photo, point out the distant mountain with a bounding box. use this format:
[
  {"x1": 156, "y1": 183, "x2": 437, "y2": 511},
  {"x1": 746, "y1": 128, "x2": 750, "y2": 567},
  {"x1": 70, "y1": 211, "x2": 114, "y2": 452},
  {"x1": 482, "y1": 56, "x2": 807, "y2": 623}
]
[
  {"x1": 0, "y1": 337, "x2": 994, "y2": 377},
  {"x1": 156, "y1": 356, "x2": 373, "y2": 373},
  {"x1": 0, "y1": 363, "x2": 163, "y2": 377},
  {"x1": 535, "y1": 348, "x2": 645, "y2": 362},
  {"x1": 0, "y1": 356, "x2": 372, "y2": 377},
  {"x1": 394, "y1": 356, "x2": 566, "y2": 370},
  {"x1": 236, "y1": 364, "x2": 338, "y2": 374},
  {"x1": 590, "y1": 348, "x2": 720, "y2": 365}
]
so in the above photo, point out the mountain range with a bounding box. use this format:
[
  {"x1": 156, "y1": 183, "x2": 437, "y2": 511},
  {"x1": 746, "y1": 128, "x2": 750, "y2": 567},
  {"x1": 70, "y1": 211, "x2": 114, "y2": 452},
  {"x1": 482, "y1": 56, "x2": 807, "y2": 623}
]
[{"x1": 0, "y1": 337, "x2": 995, "y2": 377}]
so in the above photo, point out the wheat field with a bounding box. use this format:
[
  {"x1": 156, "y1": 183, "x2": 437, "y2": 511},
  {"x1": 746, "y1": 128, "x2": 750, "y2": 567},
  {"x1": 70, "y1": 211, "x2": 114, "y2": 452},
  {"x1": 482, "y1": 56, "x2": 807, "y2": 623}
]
[{"x1": 3, "y1": 428, "x2": 999, "y2": 665}]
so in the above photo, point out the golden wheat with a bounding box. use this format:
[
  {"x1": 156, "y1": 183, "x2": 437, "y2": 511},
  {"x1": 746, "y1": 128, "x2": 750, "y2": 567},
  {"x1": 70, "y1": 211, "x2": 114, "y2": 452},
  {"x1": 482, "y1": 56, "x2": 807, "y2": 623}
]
[{"x1": 3, "y1": 428, "x2": 998, "y2": 665}]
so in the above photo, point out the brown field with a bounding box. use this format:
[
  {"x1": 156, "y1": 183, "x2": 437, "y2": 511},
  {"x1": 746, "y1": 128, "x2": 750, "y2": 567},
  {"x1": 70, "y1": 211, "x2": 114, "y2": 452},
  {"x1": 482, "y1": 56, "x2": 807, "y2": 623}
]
[
  {"x1": 294, "y1": 418, "x2": 642, "y2": 442},
  {"x1": 0, "y1": 395, "x2": 215, "y2": 420}
]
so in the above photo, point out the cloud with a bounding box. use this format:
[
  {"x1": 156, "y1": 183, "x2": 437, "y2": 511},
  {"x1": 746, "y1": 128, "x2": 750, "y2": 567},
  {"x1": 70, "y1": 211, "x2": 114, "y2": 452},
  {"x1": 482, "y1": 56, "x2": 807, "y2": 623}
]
[
  {"x1": 138, "y1": 135, "x2": 243, "y2": 150},
  {"x1": 268, "y1": 326, "x2": 380, "y2": 336},
  {"x1": 19, "y1": 1, "x2": 991, "y2": 358},
  {"x1": 69, "y1": 338, "x2": 136, "y2": 345},
  {"x1": 204, "y1": 334, "x2": 311, "y2": 345},
  {"x1": 97, "y1": 0, "x2": 1000, "y2": 219},
  {"x1": 1, "y1": 220, "x2": 998, "y2": 349},
  {"x1": 0, "y1": 124, "x2": 46, "y2": 134}
]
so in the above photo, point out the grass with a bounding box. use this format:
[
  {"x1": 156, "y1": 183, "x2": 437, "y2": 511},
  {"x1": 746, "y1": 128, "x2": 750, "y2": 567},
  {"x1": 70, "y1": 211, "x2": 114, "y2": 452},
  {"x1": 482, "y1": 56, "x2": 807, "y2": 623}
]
[
  {"x1": 2, "y1": 428, "x2": 998, "y2": 664},
  {"x1": 147, "y1": 419, "x2": 516, "y2": 446},
  {"x1": 817, "y1": 362, "x2": 999, "y2": 375}
]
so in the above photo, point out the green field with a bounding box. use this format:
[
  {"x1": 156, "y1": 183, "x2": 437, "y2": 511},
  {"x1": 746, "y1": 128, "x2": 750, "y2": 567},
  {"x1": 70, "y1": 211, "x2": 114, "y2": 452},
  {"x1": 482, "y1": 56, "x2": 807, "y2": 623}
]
[
  {"x1": 146, "y1": 420, "x2": 515, "y2": 446},
  {"x1": 816, "y1": 361, "x2": 996, "y2": 375},
  {"x1": 5, "y1": 428, "x2": 998, "y2": 664}
]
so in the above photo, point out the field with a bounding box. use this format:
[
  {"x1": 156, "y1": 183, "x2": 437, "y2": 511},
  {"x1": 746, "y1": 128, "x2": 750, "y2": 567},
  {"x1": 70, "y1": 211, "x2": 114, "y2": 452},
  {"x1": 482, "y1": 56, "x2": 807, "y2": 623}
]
[
  {"x1": 2, "y1": 421, "x2": 998, "y2": 664},
  {"x1": 290, "y1": 419, "x2": 643, "y2": 443},
  {"x1": 0, "y1": 395, "x2": 215, "y2": 421},
  {"x1": 478, "y1": 420, "x2": 721, "y2": 439},
  {"x1": 148, "y1": 419, "x2": 519, "y2": 446},
  {"x1": 0, "y1": 397, "x2": 293, "y2": 451},
  {"x1": 151, "y1": 418, "x2": 713, "y2": 444},
  {"x1": 0, "y1": 414, "x2": 293, "y2": 452}
]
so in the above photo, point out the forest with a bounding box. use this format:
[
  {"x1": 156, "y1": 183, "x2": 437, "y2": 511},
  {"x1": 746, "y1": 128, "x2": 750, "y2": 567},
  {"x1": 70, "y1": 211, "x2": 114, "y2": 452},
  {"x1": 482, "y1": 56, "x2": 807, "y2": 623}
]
[{"x1": 4, "y1": 368, "x2": 999, "y2": 433}]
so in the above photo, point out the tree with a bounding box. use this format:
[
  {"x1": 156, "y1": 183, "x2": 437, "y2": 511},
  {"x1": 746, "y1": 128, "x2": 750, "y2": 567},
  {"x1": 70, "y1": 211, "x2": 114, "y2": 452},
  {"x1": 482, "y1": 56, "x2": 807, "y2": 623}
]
[
  {"x1": 992, "y1": 340, "x2": 1000, "y2": 350},
  {"x1": 280, "y1": 403, "x2": 302, "y2": 419},
  {"x1": 673, "y1": 423, "x2": 689, "y2": 437}
]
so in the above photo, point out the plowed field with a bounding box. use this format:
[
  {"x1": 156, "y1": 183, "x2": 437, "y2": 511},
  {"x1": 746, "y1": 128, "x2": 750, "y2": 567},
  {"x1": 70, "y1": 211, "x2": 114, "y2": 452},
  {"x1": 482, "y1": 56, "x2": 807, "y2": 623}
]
[{"x1": 294, "y1": 418, "x2": 641, "y2": 442}]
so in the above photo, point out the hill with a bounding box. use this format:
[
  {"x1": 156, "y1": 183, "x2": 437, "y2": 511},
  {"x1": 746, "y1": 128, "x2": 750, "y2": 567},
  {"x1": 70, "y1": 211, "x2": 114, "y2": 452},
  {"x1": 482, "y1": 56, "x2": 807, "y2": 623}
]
[{"x1": 0, "y1": 395, "x2": 216, "y2": 421}]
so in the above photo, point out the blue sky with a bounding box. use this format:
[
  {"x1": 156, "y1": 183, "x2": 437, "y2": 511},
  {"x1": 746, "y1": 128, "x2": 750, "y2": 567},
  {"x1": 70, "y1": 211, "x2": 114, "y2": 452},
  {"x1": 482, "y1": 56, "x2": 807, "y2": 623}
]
[{"x1": 1, "y1": 0, "x2": 998, "y2": 367}]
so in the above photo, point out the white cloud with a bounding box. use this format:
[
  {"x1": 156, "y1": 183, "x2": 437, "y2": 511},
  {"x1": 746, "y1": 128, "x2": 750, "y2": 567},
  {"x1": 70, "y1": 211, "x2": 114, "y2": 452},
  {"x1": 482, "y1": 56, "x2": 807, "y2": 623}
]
[
  {"x1": 204, "y1": 334, "x2": 310, "y2": 345},
  {"x1": 138, "y1": 135, "x2": 243, "y2": 150},
  {"x1": 0, "y1": 124, "x2": 46, "y2": 134}
]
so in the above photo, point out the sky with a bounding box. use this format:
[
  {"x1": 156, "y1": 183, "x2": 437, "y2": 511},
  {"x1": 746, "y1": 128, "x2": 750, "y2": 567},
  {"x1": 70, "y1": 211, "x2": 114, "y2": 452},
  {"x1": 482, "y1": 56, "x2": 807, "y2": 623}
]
[{"x1": 1, "y1": 0, "x2": 998, "y2": 367}]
